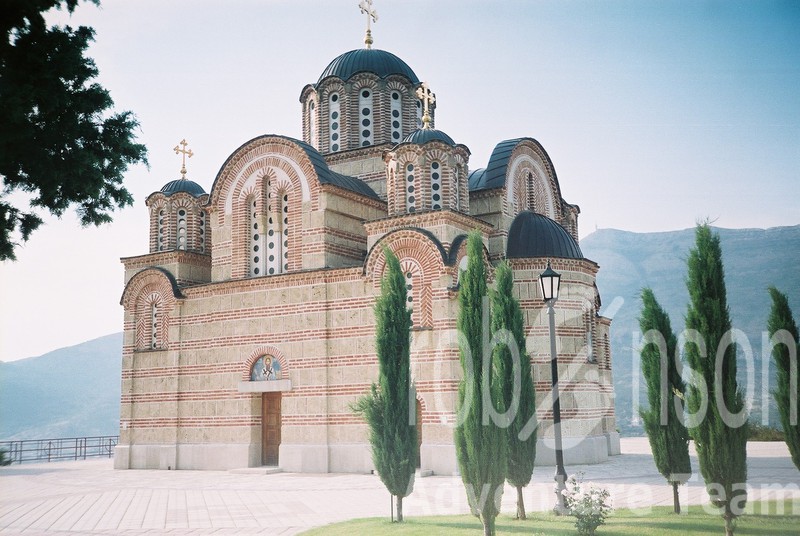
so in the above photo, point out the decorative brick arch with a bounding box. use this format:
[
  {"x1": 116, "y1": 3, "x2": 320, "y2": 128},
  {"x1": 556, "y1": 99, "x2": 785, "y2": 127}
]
[
  {"x1": 448, "y1": 234, "x2": 495, "y2": 287},
  {"x1": 209, "y1": 136, "x2": 320, "y2": 216},
  {"x1": 121, "y1": 268, "x2": 182, "y2": 351},
  {"x1": 242, "y1": 345, "x2": 290, "y2": 381},
  {"x1": 365, "y1": 228, "x2": 447, "y2": 328},
  {"x1": 221, "y1": 145, "x2": 307, "y2": 279},
  {"x1": 504, "y1": 140, "x2": 563, "y2": 221}
]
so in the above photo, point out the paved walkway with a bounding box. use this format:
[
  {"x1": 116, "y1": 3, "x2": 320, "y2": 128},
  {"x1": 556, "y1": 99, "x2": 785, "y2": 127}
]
[{"x1": 1, "y1": 438, "x2": 798, "y2": 535}]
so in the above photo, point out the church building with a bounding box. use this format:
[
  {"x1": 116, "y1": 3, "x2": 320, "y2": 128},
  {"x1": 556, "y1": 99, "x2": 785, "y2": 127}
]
[{"x1": 116, "y1": 9, "x2": 619, "y2": 473}]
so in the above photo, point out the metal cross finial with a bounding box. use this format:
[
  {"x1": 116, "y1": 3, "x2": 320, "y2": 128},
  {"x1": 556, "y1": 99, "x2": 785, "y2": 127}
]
[
  {"x1": 416, "y1": 82, "x2": 435, "y2": 129},
  {"x1": 359, "y1": 0, "x2": 378, "y2": 49},
  {"x1": 173, "y1": 139, "x2": 193, "y2": 179}
]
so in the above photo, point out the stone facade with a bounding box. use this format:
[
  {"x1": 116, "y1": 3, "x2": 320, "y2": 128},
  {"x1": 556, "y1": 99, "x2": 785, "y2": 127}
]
[{"x1": 115, "y1": 45, "x2": 619, "y2": 473}]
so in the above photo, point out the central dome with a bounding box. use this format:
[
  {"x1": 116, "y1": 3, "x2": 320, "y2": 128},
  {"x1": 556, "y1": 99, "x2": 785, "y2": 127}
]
[{"x1": 317, "y1": 49, "x2": 420, "y2": 85}]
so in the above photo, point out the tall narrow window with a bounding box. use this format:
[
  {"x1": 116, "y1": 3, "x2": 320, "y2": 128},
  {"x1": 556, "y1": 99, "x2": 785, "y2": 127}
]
[
  {"x1": 416, "y1": 100, "x2": 422, "y2": 128},
  {"x1": 150, "y1": 301, "x2": 159, "y2": 349},
  {"x1": 309, "y1": 100, "x2": 317, "y2": 148},
  {"x1": 249, "y1": 198, "x2": 263, "y2": 276},
  {"x1": 405, "y1": 163, "x2": 416, "y2": 212},
  {"x1": 267, "y1": 191, "x2": 278, "y2": 275},
  {"x1": 267, "y1": 191, "x2": 289, "y2": 275},
  {"x1": 281, "y1": 193, "x2": 289, "y2": 272},
  {"x1": 157, "y1": 209, "x2": 166, "y2": 251},
  {"x1": 198, "y1": 210, "x2": 207, "y2": 253},
  {"x1": 390, "y1": 91, "x2": 402, "y2": 143},
  {"x1": 329, "y1": 92, "x2": 340, "y2": 152},
  {"x1": 359, "y1": 88, "x2": 373, "y2": 147},
  {"x1": 176, "y1": 208, "x2": 187, "y2": 250},
  {"x1": 454, "y1": 167, "x2": 461, "y2": 211},
  {"x1": 430, "y1": 161, "x2": 442, "y2": 210}
]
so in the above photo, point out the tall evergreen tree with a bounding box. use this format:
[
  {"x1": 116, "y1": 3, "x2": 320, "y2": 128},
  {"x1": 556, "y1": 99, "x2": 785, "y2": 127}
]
[
  {"x1": 767, "y1": 286, "x2": 800, "y2": 471},
  {"x1": 352, "y1": 249, "x2": 416, "y2": 521},
  {"x1": 454, "y1": 232, "x2": 507, "y2": 536},
  {"x1": 638, "y1": 288, "x2": 691, "y2": 513},
  {"x1": 491, "y1": 261, "x2": 536, "y2": 520},
  {"x1": 685, "y1": 224, "x2": 747, "y2": 536}
]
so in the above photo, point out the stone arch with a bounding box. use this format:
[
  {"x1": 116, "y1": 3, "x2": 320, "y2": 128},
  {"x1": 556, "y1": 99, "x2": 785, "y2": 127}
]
[
  {"x1": 365, "y1": 228, "x2": 447, "y2": 328},
  {"x1": 448, "y1": 234, "x2": 495, "y2": 287},
  {"x1": 121, "y1": 268, "x2": 182, "y2": 351},
  {"x1": 242, "y1": 345, "x2": 290, "y2": 381},
  {"x1": 212, "y1": 139, "x2": 312, "y2": 279},
  {"x1": 209, "y1": 136, "x2": 318, "y2": 217},
  {"x1": 502, "y1": 140, "x2": 563, "y2": 221}
]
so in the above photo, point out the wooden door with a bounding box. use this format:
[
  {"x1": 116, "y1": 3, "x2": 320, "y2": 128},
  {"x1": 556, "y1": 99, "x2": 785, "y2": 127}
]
[{"x1": 262, "y1": 392, "x2": 281, "y2": 466}]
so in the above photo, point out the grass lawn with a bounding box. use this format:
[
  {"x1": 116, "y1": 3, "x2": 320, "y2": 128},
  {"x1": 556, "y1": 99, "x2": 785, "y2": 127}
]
[{"x1": 300, "y1": 501, "x2": 800, "y2": 535}]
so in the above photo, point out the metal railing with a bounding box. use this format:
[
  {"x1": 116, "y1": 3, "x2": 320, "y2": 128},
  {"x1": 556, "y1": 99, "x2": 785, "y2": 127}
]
[{"x1": 0, "y1": 436, "x2": 119, "y2": 465}]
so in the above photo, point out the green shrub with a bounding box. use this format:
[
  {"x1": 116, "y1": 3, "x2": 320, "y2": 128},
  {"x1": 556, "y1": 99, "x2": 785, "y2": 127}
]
[{"x1": 563, "y1": 472, "x2": 612, "y2": 535}]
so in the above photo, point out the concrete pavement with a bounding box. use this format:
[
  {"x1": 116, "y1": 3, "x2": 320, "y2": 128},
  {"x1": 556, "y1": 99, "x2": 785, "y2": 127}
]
[{"x1": 1, "y1": 438, "x2": 798, "y2": 535}]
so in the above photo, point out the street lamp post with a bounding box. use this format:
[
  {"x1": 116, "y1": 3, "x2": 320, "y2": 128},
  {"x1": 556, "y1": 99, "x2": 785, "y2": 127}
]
[{"x1": 540, "y1": 261, "x2": 568, "y2": 515}]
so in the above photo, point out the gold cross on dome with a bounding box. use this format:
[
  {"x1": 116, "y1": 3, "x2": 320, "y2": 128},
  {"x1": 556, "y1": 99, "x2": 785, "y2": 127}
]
[
  {"x1": 173, "y1": 138, "x2": 193, "y2": 179},
  {"x1": 416, "y1": 82, "x2": 435, "y2": 129},
  {"x1": 359, "y1": 0, "x2": 378, "y2": 49}
]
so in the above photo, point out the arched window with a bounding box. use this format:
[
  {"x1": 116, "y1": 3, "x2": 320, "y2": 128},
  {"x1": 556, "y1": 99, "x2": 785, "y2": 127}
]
[
  {"x1": 415, "y1": 99, "x2": 422, "y2": 128},
  {"x1": 198, "y1": 210, "x2": 207, "y2": 253},
  {"x1": 249, "y1": 197, "x2": 264, "y2": 276},
  {"x1": 390, "y1": 91, "x2": 402, "y2": 143},
  {"x1": 359, "y1": 88, "x2": 373, "y2": 147},
  {"x1": 430, "y1": 161, "x2": 442, "y2": 210},
  {"x1": 400, "y1": 258, "x2": 422, "y2": 326},
  {"x1": 526, "y1": 171, "x2": 535, "y2": 211},
  {"x1": 176, "y1": 208, "x2": 187, "y2": 250},
  {"x1": 585, "y1": 308, "x2": 596, "y2": 364},
  {"x1": 405, "y1": 163, "x2": 416, "y2": 213},
  {"x1": 329, "y1": 92, "x2": 341, "y2": 152},
  {"x1": 157, "y1": 209, "x2": 166, "y2": 251},
  {"x1": 454, "y1": 166, "x2": 461, "y2": 212},
  {"x1": 150, "y1": 301, "x2": 160, "y2": 349},
  {"x1": 308, "y1": 100, "x2": 317, "y2": 148},
  {"x1": 267, "y1": 192, "x2": 289, "y2": 274}
]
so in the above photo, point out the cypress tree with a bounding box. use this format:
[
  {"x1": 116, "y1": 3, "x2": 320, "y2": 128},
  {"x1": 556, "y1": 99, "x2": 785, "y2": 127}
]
[
  {"x1": 638, "y1": 288, "x2": 691, "y2": 513},
  {"x1": 352, "y1": 248, "x2": 416, "y2": 521},
  {"x1": 685, "y1": 224, "x2": 747, "y2": 536},
  {"x1": 454, "y1": 232, "x2": 507, "y2": 536},
  {"x1": 767, "y1": 287, "x2": 800, "y2": 471},
  {"x1": 491, "y1": 261, "x2": 536, "y2": 520}
]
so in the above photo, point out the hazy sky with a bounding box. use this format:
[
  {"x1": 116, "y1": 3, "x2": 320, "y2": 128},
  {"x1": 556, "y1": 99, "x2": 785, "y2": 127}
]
[{"x1": 1, "y1": 0, "x2": 798, "y2": 362}]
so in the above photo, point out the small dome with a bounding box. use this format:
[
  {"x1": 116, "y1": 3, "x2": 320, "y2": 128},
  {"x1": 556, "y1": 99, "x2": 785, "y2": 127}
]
[
  {"x1": 317, "y1": 49, "x2": 420, "y2": 85},
  {"x1": 160, "y1": 179, "x2": 207, "y2": 197},
  {"x1": 402, "y1": 128, "x2": 455, "y2": 146},
  {"x1": 507, "y1": 211, "x2": 582, "y2": 259}
]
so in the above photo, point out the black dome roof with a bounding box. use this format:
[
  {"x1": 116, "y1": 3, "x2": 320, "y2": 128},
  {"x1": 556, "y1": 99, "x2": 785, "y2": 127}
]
[
  {"x1": 402, "y1": 128, "x2": 455, "y2": 146},
  {"x1": 160, "y1": 179, "x2": 207, "y2": 197},
  {"x1": 317, "y1": 49, "x2": 420, "y2": 85},
  {"x1": 506, "y1": 211, "x2": 582, "y2": 259}
]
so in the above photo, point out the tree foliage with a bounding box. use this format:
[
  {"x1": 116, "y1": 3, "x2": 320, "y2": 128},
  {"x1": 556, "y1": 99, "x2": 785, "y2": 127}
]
[
  {"x1": 454, "y1": 232, "x2": 506, "y2": 536},
  {"x1": 638, "y1": 287, "x2": 691, "y2": 513},
  {"x1": 684, "y1": 224, "x2": 747, "y2": 535},
  {"x1": 352, "y1": 248, "x2": 416, "y2": 521},
  {"x1": 767, "y1": 286, "x2": 800, "y2": 471},
  {"x1": 0, "y1": 0, "x2": 148, "y2": 260},
  {"x1": 491, "y1": 261, "x2": 536, "y2": 520}
]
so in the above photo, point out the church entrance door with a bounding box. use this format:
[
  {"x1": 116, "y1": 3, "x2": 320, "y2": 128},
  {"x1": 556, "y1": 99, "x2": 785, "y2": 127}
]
[{"x1": 261, "y1": 392, "x2": 281, "y2": 466}]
